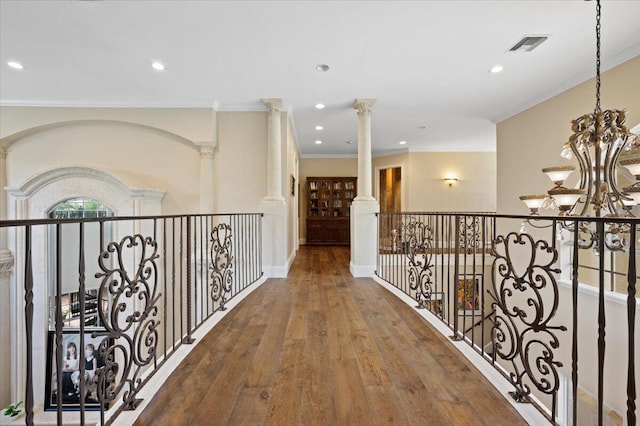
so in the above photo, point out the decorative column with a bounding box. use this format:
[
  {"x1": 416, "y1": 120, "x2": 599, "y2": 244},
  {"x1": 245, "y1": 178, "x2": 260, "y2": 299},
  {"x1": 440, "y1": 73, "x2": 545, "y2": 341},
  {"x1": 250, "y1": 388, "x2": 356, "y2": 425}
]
[
  {"x1": 0, "y1": 143, "x2": 14, "y2": 409},
  {"x1": 198, "y1": 143, "x2": 215, "y2": 213},
  {"x1": 262, "y1": 98, "x2": 285, "y2": 202},
  {"x1": 354, "y1": 99, "x2": 376, "y2": 201},
  {"x1": 259, "y1": 98, "x2": 288, "y2": 277},
  {"x1": 0, "y1": 143, "x2": 14, "y2": 278},
  {"x1": 350, "y1": 99, "x2": 380, "y2": 277}
]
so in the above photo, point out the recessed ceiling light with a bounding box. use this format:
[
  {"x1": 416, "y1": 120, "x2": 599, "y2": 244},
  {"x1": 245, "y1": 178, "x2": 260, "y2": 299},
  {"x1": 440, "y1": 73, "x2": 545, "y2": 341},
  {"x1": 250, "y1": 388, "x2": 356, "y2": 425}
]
[
  {"x1": 315, "y1": 103, "x2": 325, "y2": 109},
  {"x1": 7, "y1": 61, "x2": 24, "y2": 70},
  {"x1": 490, "y1": 65, "x2": 504, "y2": 73},
  {"x1": 399, "y1": 140, "x2": 407, "y2": 145},
  {"x1": 315, "y1": 64, "x2": 330, "y2": 72},
  {"x1": 315, "y1": 140, "x2": 322, "y2": 144},
  {"x1": 345, "y1": 141, "x2": 352, "y2": 144},
  {"x1": 417, "y1": 126, "x2": 427, "y2": 130},
  {"x1": 151, "y1": 61, "x2": 166, "y2": 71},
  {"x1": 315, "y1": 125, "x2": 323, "y2": 131}
]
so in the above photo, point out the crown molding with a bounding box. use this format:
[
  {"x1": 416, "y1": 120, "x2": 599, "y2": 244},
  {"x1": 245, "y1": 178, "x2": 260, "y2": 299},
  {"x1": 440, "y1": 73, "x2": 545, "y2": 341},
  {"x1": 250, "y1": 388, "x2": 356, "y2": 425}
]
[{"x1": 0, "y1": 100, "x2": 217, "y2": 108}]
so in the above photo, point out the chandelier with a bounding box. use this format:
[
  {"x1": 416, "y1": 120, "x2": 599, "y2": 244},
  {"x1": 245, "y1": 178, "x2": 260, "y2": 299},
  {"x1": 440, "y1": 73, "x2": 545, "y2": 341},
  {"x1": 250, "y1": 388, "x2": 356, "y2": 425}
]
[{"x1": 519, "y1": 0, "x2": 640, "y2": 221}]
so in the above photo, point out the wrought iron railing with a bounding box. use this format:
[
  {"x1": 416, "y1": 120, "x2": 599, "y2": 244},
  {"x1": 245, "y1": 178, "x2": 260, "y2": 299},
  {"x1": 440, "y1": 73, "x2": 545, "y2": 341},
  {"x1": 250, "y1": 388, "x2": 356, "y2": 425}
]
[
  {"x1": 376, "y1": 212, "x2": 638, "y2": 426},
  {"x1": 0, "y1": 213, "x2": 262, "y2": 425}
]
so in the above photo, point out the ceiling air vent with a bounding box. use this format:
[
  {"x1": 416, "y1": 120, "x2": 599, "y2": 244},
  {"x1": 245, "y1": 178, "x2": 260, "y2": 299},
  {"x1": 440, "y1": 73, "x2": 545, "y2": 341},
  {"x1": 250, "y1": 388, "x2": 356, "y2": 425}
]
[{"x1": 509, "y1": 36, "x2": 548, "y2": 52}]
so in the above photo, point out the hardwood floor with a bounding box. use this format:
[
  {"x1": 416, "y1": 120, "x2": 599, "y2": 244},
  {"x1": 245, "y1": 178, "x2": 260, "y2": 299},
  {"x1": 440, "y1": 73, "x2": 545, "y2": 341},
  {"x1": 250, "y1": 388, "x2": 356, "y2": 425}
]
[{"x1": 134, "y1": 246, "x2": 525, "y2": 426}]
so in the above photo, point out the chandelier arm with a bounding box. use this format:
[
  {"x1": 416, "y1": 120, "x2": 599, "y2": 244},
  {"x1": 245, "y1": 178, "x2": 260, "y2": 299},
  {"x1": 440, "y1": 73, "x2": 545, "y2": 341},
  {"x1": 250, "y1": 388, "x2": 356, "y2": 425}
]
[
  {"x1": 606, "y1": 139, "x2": 630, "y2": 209},
  {"x1": 574, "y1": 137, "x2": 593, "y2": 216}
]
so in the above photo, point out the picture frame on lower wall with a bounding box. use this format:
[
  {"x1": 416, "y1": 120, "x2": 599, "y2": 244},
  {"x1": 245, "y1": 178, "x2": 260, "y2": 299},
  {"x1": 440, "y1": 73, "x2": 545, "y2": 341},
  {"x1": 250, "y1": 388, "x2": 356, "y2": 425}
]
[
  {"x1": 44, "y1": 330, "x2": 114, "y2": 411},
  {"x1": 426, "y1": 292, "x2": 445, "y2": 318},
  {"x1": 457, "y1": 275, "x2": 482, "y2": 315}
]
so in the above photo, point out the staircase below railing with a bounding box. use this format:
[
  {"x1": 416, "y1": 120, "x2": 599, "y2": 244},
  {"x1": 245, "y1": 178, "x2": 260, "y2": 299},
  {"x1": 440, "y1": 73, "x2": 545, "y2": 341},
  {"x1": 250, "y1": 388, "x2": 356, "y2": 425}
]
[
  {"x1": 376, "y1": 211, "x2": 639, "y2": 426},
  {"x1": 0, "y1": 213, "x2": 263, "y2": 425}
]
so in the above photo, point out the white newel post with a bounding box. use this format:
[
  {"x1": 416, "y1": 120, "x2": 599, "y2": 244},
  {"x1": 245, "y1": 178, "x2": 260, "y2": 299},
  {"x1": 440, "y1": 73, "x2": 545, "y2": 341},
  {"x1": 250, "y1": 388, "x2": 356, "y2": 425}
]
[
  {"x1": 350, "y1": 99, "x2": 380, "y2": 277},
  {"x1": 0, "y1": 143, "x2": 15, "y2": 408},
  {"x1": 198, "y1": 143, "x2": 215, "y2": 213},
  {"x1": 259, "y1": 98, "x2": 288, "y2": 277}
]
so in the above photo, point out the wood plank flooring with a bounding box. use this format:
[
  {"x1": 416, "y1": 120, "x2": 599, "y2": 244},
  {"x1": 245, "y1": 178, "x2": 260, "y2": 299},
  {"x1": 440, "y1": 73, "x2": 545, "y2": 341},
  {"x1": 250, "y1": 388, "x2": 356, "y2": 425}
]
[{"x1": 134, "y1": 246, "x2": 525, "y2": 426}]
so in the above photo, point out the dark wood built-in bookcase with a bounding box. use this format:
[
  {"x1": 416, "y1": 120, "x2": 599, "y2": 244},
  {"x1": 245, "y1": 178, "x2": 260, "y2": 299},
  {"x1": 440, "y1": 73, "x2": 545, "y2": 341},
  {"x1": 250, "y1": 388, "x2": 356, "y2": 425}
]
[{"x1": 306, "y1": 177, "x2": 357, "y2": 245}]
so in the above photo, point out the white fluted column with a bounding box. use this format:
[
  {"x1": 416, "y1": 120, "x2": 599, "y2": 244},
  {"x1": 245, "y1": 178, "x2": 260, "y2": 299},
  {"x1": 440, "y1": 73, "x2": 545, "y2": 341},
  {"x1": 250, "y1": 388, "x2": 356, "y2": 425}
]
[
  {"x1": 198, "y1": 143, "x2": 215, "y2": 213},
  {"x1": 0, "y1": 143, "x2": 13, "y2": 277},
  {"x1": 0, "y1": 143, "x2": 14, "y2": 409},
  {"x1": 259, "y1": 98, "x2": 288, "y2": 277},
  {"x1": 350, "y1": 99, "x2": 379, "y2": 277},
  {"x1": 262, "y1": 98, "x2": 284, "y2": 202},
  {"x1": 0, "y1": 144, "x2": 10, "y2": 255},
  {"x1": 354, "y1": 99, "x2": 376, "y2": 201}
]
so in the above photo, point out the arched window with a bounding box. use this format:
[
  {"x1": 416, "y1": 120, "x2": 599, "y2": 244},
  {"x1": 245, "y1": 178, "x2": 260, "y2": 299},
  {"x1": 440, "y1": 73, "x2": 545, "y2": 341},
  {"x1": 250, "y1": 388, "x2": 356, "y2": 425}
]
[
  {"x1": 48, "y1": 198, "x2": 113, "y2": 330},
  {"x1": 48, "y1": 198, "x2": 112, "y2": 219}
]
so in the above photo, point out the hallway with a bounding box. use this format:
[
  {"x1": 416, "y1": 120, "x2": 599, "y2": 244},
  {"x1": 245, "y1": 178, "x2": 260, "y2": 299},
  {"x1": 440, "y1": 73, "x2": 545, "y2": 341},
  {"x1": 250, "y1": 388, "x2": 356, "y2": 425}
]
[{"x1": 134, "y1": 246, "x2": 525, "y2": 425}]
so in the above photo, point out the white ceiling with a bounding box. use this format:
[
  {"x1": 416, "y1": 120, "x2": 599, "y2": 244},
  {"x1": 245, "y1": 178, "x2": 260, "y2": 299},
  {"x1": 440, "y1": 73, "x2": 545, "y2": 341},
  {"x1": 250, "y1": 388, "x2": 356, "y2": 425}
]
[{"x1": 1, "y1": 0, "x2": 640, "y2": 157}]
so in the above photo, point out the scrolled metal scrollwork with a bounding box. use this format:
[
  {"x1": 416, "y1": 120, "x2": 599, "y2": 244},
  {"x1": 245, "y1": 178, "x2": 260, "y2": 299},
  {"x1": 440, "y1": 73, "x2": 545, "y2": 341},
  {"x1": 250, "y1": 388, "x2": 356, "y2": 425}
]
[
  {"x1": 404, "y1": 217, "x2": 435, "y2": 309},
  {"x1": 489, "y1": 232, "x2": 566, "y2": 403},
  {"x1": 210, "y1": 223, "x2": 234, "y2": 310},
  {"x1": 458, "y1": 216, "x2": 481, "y2": 254},
  {"x1": 94, "y1": 234, "x2": 161, "y2": 410}
]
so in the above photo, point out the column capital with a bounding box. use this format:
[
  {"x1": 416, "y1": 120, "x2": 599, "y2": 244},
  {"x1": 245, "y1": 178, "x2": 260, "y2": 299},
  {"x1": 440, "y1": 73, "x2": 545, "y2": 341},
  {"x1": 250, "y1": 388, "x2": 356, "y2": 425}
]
[
  {"x1": 198, "y1": 144, "x2": 215, "y2": 159},
  {"x1": 262, "y1": 98, "x2": 283, "y2": 113},
  {"x1": 353, "y1": 99, "x2": 376, "y2": 115}
]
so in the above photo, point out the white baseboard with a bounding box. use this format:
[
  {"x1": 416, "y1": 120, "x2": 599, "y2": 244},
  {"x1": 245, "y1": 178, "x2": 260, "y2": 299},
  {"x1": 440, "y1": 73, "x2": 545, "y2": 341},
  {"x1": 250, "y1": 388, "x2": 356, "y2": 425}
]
[
  {"x1": 349, "y1": 261, "x2": 376, "y2": 277},
  {"x1": 263, "y1": 264, "x2": 289, "y2": 278}
]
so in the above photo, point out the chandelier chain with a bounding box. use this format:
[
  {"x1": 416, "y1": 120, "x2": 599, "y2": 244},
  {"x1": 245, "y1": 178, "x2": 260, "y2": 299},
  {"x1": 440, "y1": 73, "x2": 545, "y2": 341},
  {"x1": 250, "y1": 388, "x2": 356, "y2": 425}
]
[{"x1": 595, "y1": 0, "x2": 601, "y2": 114}]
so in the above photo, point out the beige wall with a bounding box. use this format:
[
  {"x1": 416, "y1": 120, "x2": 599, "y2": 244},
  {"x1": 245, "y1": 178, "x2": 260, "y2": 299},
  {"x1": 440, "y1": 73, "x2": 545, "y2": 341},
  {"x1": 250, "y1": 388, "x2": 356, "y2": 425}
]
[
  {"x1": 0, "y1": 106, "x2": 215, "y2": 144},
  {"x1": 299, "y1": 151, "x2": 497, "y2": 241},
  {"x1": 497, "y1": 55, "x2": 640, "y2": 214},
  {"x1": 406, "y1": 152, "x2": 497, "y2": 212},
  {"x1": 5, "y1": 119, "x2": 201, "y2": 215},
  {"x1": 214, "y1": 111, "x2": 268, "y2": 213},
  {"x1": 286, "y1": 117, "x2": 299, "y2": 260}
]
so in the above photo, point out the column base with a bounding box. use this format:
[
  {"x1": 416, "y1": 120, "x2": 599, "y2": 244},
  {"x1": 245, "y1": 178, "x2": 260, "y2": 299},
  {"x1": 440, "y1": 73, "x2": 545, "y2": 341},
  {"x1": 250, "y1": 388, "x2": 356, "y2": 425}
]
[
  {"x1": 349, "y1": 199, "x2": 379, "y2": 277},
  {"x1": 259, "y1": 199, "x2": 289, "y2": 278}
]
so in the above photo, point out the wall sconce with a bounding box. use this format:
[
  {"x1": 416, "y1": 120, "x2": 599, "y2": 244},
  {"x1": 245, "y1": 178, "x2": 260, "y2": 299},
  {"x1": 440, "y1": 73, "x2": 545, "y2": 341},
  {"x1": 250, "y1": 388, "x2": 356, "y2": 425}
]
[{"x1": 442, "y1": 177, "x2": 458, "y2": 187}]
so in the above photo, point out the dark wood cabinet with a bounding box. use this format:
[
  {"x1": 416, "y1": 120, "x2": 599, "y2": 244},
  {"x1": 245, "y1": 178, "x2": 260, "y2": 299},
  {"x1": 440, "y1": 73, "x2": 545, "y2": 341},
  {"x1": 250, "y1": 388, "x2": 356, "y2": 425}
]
[{"x1": 306, "y1": 177, "x2": 357, "y2": 245}]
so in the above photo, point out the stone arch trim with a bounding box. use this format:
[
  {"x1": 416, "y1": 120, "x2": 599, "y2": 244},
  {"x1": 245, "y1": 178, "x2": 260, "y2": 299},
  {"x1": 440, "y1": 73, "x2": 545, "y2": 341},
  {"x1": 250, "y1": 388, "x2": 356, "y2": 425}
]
[{"x1": 6, "y1": 165, "x2": 165, "y2": 200}]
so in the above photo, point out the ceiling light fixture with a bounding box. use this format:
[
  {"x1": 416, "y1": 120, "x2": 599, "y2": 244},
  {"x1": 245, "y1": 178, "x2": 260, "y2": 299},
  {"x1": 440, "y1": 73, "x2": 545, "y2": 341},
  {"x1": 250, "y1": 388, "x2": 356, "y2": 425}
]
[
  {"x1": 519, "y1": 0, "x2": 639, "y2": 252},
  {"x1": 7, "y1": 61, "x2": 24, "y2": 70},
  {"x1": 315, "y1": 103, "x2": 325, "y2": 110},
  {"x1": 315, "y1": 140, "x2": 322, "y2": 145},
  {"x1": 345, "y1": 141, "x2": 353, "y2": 145},
  {"x1": 151, "y1": 61, "x2": 166, "y2": 71},
  {"x1": 315, "y1": 125, "x2": 323, "y2": 131},
  {"x1": 399, "y1": 141, "x2": 407, "y2": 145},
  {"x1": 315, "y1": 64, "x2": 330, "y2": 72},
  {"x1": 418, "y1": 126, "x2": 427, "y2": 130},
  {"x1": 490, "y1": 65, "x2": 504, "y2": 73}
]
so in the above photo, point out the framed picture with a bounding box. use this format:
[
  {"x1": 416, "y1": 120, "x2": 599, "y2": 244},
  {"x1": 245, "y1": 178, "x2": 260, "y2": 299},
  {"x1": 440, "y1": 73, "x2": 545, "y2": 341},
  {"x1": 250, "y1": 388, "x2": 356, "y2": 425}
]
[
  {"x1": 44, "y1": 330, "x2": 113, "y2": 411},
  {"x1": 426, "y1": 292, "x2": 444, "y2": 318},
  {"x1": 290, "y1": 175, "x2": 296, "y2": 196},
  {"x1": 458, "y1": 275, "x2": 481, "y2": 314}
]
